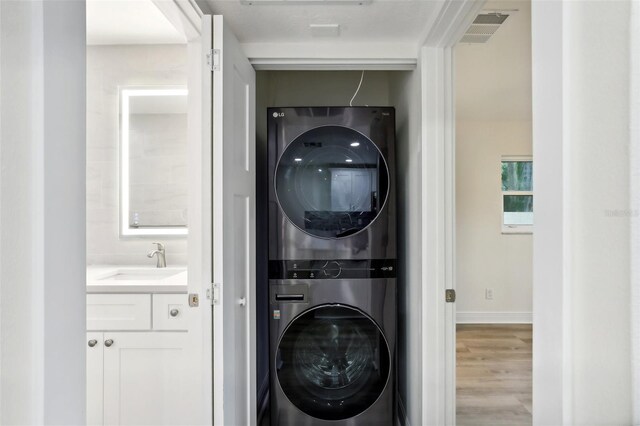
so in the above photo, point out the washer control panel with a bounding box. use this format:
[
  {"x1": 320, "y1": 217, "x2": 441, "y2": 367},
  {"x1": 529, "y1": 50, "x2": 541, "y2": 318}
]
[{"x1": 269, "y1": 259, "x2": 396, "y2": 279}]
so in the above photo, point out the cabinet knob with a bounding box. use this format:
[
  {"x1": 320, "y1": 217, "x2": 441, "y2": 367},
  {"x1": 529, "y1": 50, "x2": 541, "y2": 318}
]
[
  {"x1": 238, "y1": 297, "x2": 247, "y2": 307},
  {"x1": 104, "y1": 339, "x2": 114, "y2": 347},
  {"x1": 88, "y1": 339, "x2": 97, "y2": 348},
  {"x1": 170, "y1": 308, "x2": 179, "y2": 317}
]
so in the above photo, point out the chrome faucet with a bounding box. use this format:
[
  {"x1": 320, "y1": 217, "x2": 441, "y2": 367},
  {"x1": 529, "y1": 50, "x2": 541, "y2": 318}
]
[{"x1": 147, "y1": 242, "x2": 166, "y2": 268}]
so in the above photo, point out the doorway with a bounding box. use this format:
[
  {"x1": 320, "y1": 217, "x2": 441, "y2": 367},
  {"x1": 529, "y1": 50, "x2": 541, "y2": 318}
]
[
  {"x1": 453, "y1": 2, "x2": 533, "y2": 424},
  {"x1": 84, "y1": 2, "x2": 211, "y2": 424},
  {"x1": 254, "y1": 69, "x2": 422, "y2": 425}
]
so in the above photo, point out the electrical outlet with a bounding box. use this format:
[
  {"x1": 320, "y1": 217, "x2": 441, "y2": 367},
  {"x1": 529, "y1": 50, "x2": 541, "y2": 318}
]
[{"x1": 485, "y1": 288, "x2": 494, "y2": 300}]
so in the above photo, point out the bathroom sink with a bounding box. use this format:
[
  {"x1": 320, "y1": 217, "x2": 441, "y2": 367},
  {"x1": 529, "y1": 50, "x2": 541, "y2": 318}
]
[{"x1": 98, "y1": 268, "x2": 184, "y2": 281}]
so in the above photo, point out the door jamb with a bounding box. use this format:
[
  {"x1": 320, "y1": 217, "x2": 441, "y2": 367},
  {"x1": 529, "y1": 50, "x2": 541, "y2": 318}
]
[
  {"x1": 146, "y1": 1, "x2": 215, "y2": 424},
  {"x1": 421, "y1": 1, "x2": 572, "y2": 425},
  {"x1": 420, "y1": 1, "x2": 484, "y2": 425}
]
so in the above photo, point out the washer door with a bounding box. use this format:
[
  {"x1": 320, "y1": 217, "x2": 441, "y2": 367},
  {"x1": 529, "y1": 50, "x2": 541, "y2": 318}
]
[
  {"x1": 276, "y1": 305, "x2": 391, "y2": 421},
  {"x1": 275, "y1": 126, "x2": 389, "y2": 239}
]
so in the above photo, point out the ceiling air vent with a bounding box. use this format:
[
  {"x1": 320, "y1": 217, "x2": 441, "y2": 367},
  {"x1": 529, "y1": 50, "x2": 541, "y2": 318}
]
[{"x1": 460, "y1": 12, "x2": 509, "y2": 44}]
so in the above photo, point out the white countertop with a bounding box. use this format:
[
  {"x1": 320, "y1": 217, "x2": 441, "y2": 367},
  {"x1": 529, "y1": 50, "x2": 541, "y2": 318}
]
[{"x1": 86, "y1": 265, "x2": 188, "y2": 293}]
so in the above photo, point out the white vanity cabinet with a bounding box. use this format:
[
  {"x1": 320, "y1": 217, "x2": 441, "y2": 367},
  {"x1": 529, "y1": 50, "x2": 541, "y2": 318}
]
[{"x1": 87, "y1": 293, "x2": 194, "y2": 426}]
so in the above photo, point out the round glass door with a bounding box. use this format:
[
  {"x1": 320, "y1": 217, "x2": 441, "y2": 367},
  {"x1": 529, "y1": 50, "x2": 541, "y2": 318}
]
[
  {"x1": 276, "y1": 305, "x2": 390, "y2": 421},
  {"x1": 275, "y1": 126, "x2": 389, "y2": 239}
]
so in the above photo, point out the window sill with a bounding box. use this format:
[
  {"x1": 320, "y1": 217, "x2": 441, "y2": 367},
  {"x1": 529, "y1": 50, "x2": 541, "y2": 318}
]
[{"x1": 502, "y1": 226, "x2": 533, "y2": 235}]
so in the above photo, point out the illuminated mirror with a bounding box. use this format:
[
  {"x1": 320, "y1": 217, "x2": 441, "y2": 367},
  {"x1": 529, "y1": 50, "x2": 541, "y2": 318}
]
[{"x1": 120, "y1": 87, "x2": 188, "y2": 236}]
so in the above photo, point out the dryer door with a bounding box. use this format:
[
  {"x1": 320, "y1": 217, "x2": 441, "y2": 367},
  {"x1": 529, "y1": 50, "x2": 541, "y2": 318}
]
[
  {"x1": 276, "y1": 305, "x2": 391, "y2": 421},
  {"x1": 275, "y1": 126, "x2": 389, "y2": 239}
]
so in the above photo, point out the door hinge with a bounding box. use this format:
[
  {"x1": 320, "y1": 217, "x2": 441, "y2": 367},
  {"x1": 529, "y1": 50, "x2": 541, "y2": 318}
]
[
  {"x1": 445, "y1": 289, "x2": 456, "y2": 303},
  {"x1": 206, "y1": 49, "x2": 221, "y2": 72},
  {"x1": 207, "y1": 283, "x2": 221, "y2": 305}
]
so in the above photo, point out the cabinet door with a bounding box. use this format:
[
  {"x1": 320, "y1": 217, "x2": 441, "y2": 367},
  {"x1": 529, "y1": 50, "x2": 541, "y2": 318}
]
[
  {"x1": 103, "y1": 332, "x2": 196, "y2": 426},
  {"x1": 87, "y1": 332, "x2": 104, "y2": 426}
]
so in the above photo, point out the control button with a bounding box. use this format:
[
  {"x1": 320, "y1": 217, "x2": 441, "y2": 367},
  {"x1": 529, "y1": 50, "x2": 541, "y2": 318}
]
[{"x1": 323, "y1": 261, "x2": 342, "y2": 278}]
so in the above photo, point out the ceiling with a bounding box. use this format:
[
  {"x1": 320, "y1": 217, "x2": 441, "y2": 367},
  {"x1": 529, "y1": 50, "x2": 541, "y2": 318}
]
[
  {"x1": 87, "y1": 0, "x2": 186, "y2": 45},
  {"x1": 203, "y1": 0, "x2": 442, "y2": 45},
  {"x1": 455, "y1": 0, "x2": 532, "y2": 121}
]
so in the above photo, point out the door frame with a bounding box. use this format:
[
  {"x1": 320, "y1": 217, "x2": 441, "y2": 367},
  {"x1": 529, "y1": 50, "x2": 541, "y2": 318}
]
[
  {"x1": 144, "y1": 1, "x2": 214, "y2": 424},
  {"x1": 176, "y1": 0, "x2": 572, "y2": 425},
  {"x1": 421, "y1": 0, "x2": 571, "y2": 425},
  {"x1": 419, "y1": 2, "x2": 485, "y2": 424}
]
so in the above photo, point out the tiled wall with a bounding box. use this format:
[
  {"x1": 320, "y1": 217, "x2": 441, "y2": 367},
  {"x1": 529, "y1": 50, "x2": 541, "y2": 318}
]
[{"x1": 86, "y1": 44, "x2": 188, "y2": 266}]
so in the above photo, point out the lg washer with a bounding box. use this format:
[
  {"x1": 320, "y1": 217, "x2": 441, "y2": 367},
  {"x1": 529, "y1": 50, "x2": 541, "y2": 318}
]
[{"x1": 269, "y1": 272, "x2": 395, "y2": 425}]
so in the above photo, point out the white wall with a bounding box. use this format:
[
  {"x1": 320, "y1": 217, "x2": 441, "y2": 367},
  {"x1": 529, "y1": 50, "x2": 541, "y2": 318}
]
[
  {"x1": 0, "y1": 0, "x2": 86, "y2": 423},
  {"x1": 86, "y1": 44, "x2": 188, "y2": 265},
  {"x1": 455, "y1": 121, "x2": 532, "y2": 319},
  {"x1": 565, "y1": 0, "x2": 631, "y2": 423},
  {"x1": 389, "y1": 69, "x2": 423, "y2": 425},
  {"x1": 532, "y1": 0, "x2": 632, "y2": 423}
]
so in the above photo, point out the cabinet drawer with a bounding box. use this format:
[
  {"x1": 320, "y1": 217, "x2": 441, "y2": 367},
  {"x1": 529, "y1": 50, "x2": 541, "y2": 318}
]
[
  {"x1": 152, "y1": 294, "x2": 188, "y2": 331},
  {"x1": 87, "y1": 294, "x2": 151, "y2": 331}
]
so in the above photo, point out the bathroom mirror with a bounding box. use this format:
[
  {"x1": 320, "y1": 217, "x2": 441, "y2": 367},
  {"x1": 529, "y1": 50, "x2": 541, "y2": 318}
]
[{"x1": 120, "y1": 87, "x2": 189, "y2": 236}]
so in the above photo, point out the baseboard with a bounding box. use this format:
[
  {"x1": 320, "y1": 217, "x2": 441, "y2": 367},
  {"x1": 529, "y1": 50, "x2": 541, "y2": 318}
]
[
  {"x1": 257, "y1": 375, "x2": 270, "y2": 425},
  {"x1": 397, "y1": 396, "x2": 410, "y2": 426},
  {"x1": 456, "y1": 311, "x2": 532, "y2": 324}
]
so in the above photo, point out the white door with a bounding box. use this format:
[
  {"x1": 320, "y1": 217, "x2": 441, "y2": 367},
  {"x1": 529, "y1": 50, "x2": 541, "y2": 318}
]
[
  {"x1": 102, "y1": 332, "x2": 196, "y2": 426},
  {"x1": 203, "y1": 14, "x2": 257, "y2": 426}
]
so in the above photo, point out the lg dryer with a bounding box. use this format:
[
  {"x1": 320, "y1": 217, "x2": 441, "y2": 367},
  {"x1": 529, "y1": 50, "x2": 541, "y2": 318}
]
[{"x1": 267, "y1": 107, "x2": 396, "y2": 262}]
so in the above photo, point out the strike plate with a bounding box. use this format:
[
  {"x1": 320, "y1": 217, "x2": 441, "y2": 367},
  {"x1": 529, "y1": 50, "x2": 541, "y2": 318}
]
[
  {"x1": 189, "y1": 293, "x2": 199, "y2": 307},
  {"x1": 445, "y1": 289, "x2": 456, "y2": 303}
]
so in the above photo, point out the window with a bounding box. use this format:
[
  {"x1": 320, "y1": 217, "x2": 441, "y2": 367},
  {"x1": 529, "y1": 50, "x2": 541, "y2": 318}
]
[{"x1": 501, "y1": 156, "x2": 533, "y2": 233}]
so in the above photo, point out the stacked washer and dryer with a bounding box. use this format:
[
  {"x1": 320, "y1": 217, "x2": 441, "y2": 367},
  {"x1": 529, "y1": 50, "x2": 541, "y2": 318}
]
[{"x1": 267, "y1": 107, "x2": 397, "y2": 425}]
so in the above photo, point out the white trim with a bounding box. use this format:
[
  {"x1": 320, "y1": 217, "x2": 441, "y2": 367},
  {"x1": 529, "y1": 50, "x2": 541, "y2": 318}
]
[
  {"x1": 501, "y1": 225, "x2": 533, "y2": 235},
  {"x1": 443, "y1": 45, "x2": 457, "y2": 426},
  {"x1": 631, "y1": 1, "x2": 640, "y2": 422},
  {"x1": 421, "y1": 0, "x2": 484, "y2": 47},
  {"x1": 561, "y1": 4, "x2": 573, "y2": 424},
  {"x1": 421, "y1": 45, "x2": 451, "y2": 426},
  {"x1": 250, "y1": 58, "x2": 417, "y2": 71},
  {"x1": 186, "y1": 24, "x2": 213, "y2": 426},
  {"x1": 502, "y1": 155, "x2": 533, "y2": 162},
  {"x1": 208, "y1": 14, "x2": 225, "y2": 426},
  {"x1": 152, "y1": 0, "x2": 202, "y2": 41},
  {"x1": 503, "y1": 191, "x2": 533, "y2": 196},
  {"x1": 456, "y1": 312, "x2": 533, "y2": 324},
  {"x1": 531, "y1": 1, "x2": 571, "y2": 424},
  {"x1": 241, "y1": 41, "x2": 419, "y2": 63},
  {"x1": 420, "y1": 2, "x2": 485, "y2": 424}
]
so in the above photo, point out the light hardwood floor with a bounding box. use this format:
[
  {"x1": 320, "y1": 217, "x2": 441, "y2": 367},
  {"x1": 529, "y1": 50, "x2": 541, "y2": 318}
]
[{"x1": 456, "y1": 324, "x2": 532, "y2": 426}]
